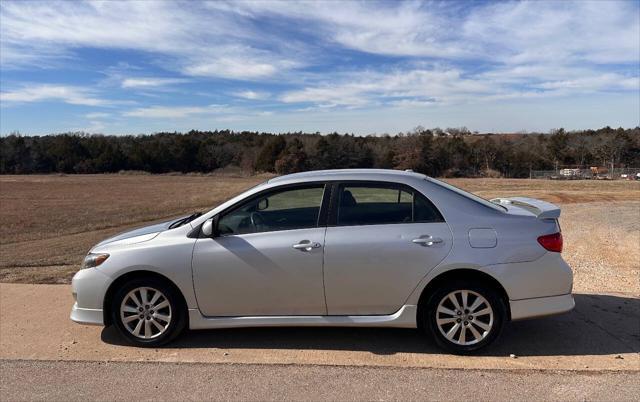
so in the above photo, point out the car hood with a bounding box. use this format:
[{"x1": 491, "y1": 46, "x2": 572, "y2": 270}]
[{"x1": 92, "y1": 216, "x2": 187, "y2": 249}]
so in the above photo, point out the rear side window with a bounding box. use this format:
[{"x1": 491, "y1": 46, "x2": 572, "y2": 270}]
[
  {"x1": 336, "y1": 183, "x2": 444, "y2": 226},
  {"x1": 414, "y1": 191, "x2": 444, "y2": 222}
]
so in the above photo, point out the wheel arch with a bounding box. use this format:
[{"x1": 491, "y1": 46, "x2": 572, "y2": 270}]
[
  {"x1": 416, "y1": 268, "x2": 511, "y2": 329},
  {"x1": 103, "y1": 270, "x2": 188, "y2": 326}
]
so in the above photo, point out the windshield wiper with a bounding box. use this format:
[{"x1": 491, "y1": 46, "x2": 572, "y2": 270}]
[{"x1": 169, "y1": 212, "x2": 202, "y2": 229}]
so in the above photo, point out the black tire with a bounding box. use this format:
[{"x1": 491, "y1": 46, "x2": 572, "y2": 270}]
[
  {"x1": 421, "y1": 280, "x2": 506, "y2": 354},
  {"x1": 111, "y1": 277, "x2": 187, "y2": 347}
]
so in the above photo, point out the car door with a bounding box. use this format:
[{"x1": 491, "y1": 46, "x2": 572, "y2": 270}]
[
  {"x1": 323, "y1": 181, "x2": 453, "y2": 315},
  {"x1": 192, "y1": 183, "x2": 329, "y2": 316}
]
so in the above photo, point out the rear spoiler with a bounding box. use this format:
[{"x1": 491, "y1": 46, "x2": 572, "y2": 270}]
[{"x1": 490, "y1": 197, "x2": 561, "y2": 219}]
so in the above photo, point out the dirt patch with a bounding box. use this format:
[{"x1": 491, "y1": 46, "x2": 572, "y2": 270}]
[
  {"x1": 0, "y1": 265, "x2": 78, "y2": 284},
  {"x1": 445, "y1": 178, "x2": 640, "y2": 204},
  {"x1": 0, "y1": 174, "x2": 267, "y2": 244}
]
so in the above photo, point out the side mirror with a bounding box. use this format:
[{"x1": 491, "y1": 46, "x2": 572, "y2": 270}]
[
  {"x1": 257, "y1": 198, "x2": 269, "y2": 211},
  {"x1": 201, "y1": 218, "x2": 217, "y2": 237}
]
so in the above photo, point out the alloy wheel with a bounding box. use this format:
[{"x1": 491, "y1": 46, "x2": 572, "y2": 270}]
[
  {"x1": 435, "y1": 290, "x2": 494, "y2": 346},
  {"x1": 119, "y1": 286, "x2": 172, "y2": 339}
]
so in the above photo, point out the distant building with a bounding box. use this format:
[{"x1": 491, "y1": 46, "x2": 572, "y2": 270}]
[{"x1": 559, "y1": 168, "x2": 582, "y2": 178}]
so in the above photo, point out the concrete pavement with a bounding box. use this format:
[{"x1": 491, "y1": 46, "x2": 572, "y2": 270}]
[{"x1": 1, "y1": 283, "x2": 638, "y2": 371}]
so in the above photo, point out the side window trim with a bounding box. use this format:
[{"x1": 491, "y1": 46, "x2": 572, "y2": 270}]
[
  {"x1": 216, "y1": 182, "x2": 330, "y2": 236},
  {"x1": 317, "y1": 182, "x2": 334, "y2": 227},
  {"x1": 411, "y1": 192, "x2": 416, "y2": 221},
  {"x1": 327, "y1": 180, "x2": 445, "y2": 227}
]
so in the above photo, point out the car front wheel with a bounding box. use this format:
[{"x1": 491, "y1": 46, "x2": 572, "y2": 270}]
[
  {"x1": 111, "y1": 278, "x2": 186, "y2": 347},
  {"x1": 424, "y1": 281, "x2": 506, "y2": 354}
]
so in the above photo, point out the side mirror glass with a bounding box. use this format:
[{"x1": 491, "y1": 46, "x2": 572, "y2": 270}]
[
  {"x1": 257, "y1": 198, "x2": 269, "y2": 211},
  {"x1": 201, "y1": 218, "x2": 214, "y2": 237}
]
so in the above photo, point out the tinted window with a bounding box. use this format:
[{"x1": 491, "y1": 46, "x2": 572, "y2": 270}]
[
  {"x1": 336, "y1": 183, "x2": 443, "y2": 226},
  {"x1": 337, "y1": 185, "x2": 412, "y2": 225},
  {"x1": 218, "y1": 185, "x2": 324, "y2": 235},
  {"x1": 414, "y1": 192, "x2": 444, "y2": 222}
]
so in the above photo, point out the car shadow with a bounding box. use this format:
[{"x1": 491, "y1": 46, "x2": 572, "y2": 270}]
[{"x1": 101, "y1": 293, "x2": 639, "y2": 356}]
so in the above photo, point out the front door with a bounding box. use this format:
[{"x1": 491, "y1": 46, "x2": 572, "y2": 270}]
[
  {"x1": 192, "y1": 184, "x2": 328, "y2": 316},
  {"x1": 323, "y1": 182, "x2": 453, "y2": 315}
]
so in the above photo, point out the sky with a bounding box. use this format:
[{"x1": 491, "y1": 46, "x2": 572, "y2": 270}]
[{"x1": 0, "y1": 0, "x2": 639, "y2": 136}]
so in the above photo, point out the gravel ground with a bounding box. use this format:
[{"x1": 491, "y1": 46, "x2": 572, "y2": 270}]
[{"x1": 562, "y1": 201, "x2": 640, "y2": 294}]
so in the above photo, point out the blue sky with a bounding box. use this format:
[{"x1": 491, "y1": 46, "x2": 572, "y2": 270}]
[{"x1": 1, "y1": 0, "x2": 639, "y2": 135}]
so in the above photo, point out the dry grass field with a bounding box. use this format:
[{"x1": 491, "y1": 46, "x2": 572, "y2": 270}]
[{"x1": 0, "y1": 174, "x2": 638, "y2": 294}]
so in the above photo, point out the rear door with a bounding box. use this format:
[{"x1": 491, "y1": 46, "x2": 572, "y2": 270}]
[{"x1": 323, "y1": 181, "x2": 452, "y2": 315}]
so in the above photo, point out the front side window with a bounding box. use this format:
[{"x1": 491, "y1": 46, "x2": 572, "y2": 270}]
[
  {"x1": 218, "y1": 185, "x2": 325, "y2": 235},
  {"x1": 336, "y1": 183, "x2": 444, "y2": 226}
]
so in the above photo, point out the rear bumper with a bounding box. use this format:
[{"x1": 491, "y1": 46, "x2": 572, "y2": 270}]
[
  {"x1": 510, "y1": 293, "x2": 575, "y2": 321},
  {"x1": 482, "y1": 252, "x2": 574, "y2": 300},
  {"x1": 70, "y1": 302, "x2": 104, "y2": 325}
]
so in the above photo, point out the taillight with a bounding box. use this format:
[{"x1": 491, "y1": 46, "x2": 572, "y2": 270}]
[{"x1": 537, "y1": 232, "x2": 563, "y2": 253}]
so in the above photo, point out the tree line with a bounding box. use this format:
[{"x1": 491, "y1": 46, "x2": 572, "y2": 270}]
[{"x1": 1, "y1": 126, "x2": 638, "y2": 177}]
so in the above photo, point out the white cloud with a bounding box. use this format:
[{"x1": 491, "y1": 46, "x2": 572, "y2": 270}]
[
  {"x1": 233, "y1": 90, "x2": 270, "y2": 100},
  {"x1": 124, "y1": 104, "x2": 228, "y2": 119},
  {"x1": 535, "y1": 74, "x2": 639, "y2": 92},
  {"x1": 389, "y1": 98, "x2": 436, "y2": 108},
  {"x1": 2, "y1": 0, "x2": 637, "y2": 86},
  {"x1": 230, "y1": 0, "x2": 639, "y2": 64},
  {"x1": 0, "y1": 84, "x2": 109, "y2": 106},
  {"x1": 0, "y1": 1, "x2": 300, "y2": 80},
  {"x1": 207, "y1": 0, "x2": 640, "y2": 109},
  {"x1": 2, "y1": 1, "x2": 637, "y2": 70},
  {"x1": 463, "y1": 1, "x2": 640, "y2": 65},
  {"x1": 121, "y1": 77, "x2": 188, "y2": 89},
  {"x1": 213, "y1": 1, "x2": 466, "y2": 58},
  {"x1": 281, "y1": 67, "x2": 495, "y2": 107},
  {"x1": 85, "y1": 112, "x2": 110, "y2": 119},
  {"x1": 1, "y1": 1, "x2": 191, "y2": 62},
  {"x1": 184, "y1": 59, "x2": 277, "y2": 80},
  {"x1": 281, "y1": 64, "x2": 640, "y2": 110},
  {"x1": 82, "y1": 120, "x2": 106, "y2": 133}
]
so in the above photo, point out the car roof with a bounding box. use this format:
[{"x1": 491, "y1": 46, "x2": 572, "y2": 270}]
[{"x1": 267, "y1": 169, "x2": 427, "y2": 184}]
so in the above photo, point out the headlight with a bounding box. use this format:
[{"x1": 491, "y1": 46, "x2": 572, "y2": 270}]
[{"x1": 82, "y1": 253, "x2": 110, "y2": 269}]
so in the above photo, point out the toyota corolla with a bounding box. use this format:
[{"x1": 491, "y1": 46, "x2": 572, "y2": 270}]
[{"x1": 71, "y1": 169, "x2": 574, "y2": 354}]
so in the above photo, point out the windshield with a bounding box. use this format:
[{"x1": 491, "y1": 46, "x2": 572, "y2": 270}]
[{"x1": 426, "y1": 177, "x2": 507, "y2": 212}]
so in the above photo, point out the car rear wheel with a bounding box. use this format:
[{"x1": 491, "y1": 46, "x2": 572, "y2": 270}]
[
  {"x1": 423, "y1": 280, "x2": 506, "y2": 354},
  {"x1": 111, "y1": 278, "x2": 186, "y2": 347}
]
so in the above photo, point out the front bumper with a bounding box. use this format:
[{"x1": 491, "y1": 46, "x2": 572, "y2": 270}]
[
  {"x1": 70, "y1": 267, "x2": 111, "y2": 326},
  {"x1": 70, "y1": 302, "x2": 104, "y2": 325},
  {"x1": 510, "y1": 293, "x2": 575, "y2": 320}
]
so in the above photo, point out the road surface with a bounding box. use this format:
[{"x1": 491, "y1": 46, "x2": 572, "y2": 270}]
[{"x1": 2, "y1": 360, "x2": 639, "y2": 401}]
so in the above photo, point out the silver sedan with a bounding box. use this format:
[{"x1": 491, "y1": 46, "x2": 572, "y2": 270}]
[{"x1": 71, "y1": 169, "x2": 574, "y2": 354}]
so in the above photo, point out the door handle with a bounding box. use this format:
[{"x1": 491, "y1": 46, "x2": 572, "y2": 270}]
[
  {"x1": 412, "y1": 236, "x2": 443, "y2": 247},
  {"x1": 292, "y1": 240, "x2": 321, "y2": 251}
]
